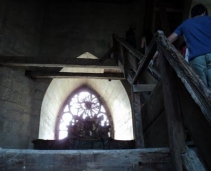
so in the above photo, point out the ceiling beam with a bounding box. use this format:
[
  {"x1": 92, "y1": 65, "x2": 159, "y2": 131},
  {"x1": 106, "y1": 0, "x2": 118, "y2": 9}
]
[
  {"x1": 0, "y1": 56, "x2": 119, "y2": 69},
  {"x1": 25, "y1": 71, "x2": 125, "y2": 80}
]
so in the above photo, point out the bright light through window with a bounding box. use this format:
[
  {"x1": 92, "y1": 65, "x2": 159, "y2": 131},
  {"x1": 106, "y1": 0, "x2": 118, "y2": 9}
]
[{"x1": 58, "y1": 89, "x2": 111, "y2": 140}]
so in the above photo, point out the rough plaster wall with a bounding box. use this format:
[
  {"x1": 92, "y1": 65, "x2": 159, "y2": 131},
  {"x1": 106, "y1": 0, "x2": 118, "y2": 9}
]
[
  {"x1": 0, "y1": 0, "x2": 46, "y2": 149},
  {"x1": 87, "y1": 79, "x2": 133, "y2": 140},
  {"x1": 39, "y1": 78, "x2": 87, "y2": 139},
  {"x1": 39, "y1": 71, "x2": 133, "y2": 140},
  {"x1": 0, "y1": 0, "x2": 43, "y2": 55},
  {"x1": 40, "y1": 1, "x2": 146, "y2": 57}
]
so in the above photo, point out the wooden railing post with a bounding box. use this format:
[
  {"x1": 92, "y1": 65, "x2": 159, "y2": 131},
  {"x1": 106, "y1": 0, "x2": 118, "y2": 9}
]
[
  {"x1": 122, "y1": 46, "x2": 129, "y2": 78},
  {"x1": 132, "y1": 38, "x2": 157, "y2": 83},
  {"x1": 131, "y1": 88, "x2": 145, "y2": 148},
  {"x1": 159, "y1": 50, "x2": 186, "y2": 170}
]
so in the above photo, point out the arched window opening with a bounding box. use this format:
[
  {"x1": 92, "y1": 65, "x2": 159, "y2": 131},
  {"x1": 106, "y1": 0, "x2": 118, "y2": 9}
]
[{"x1": 56, "y1": 87, "x2": 112, "y2": 140}]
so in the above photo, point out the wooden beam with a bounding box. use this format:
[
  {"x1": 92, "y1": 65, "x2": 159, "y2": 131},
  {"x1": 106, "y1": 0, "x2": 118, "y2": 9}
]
[
  {"x1": 132, "y1": 84, "x2": 156, "y2": 92},
  {"x1": 122, "y1": 46, "x2": 130, "y2": 78},
  {"x1": 131, "y1": 90, "x2": 145, "y2": 148},
  {"x1": 156, "y1": 31, "x2": 211, "y2": 125},
  {"x1": 132, "y1": 38, "x2": 157, "y2": 83},
  {"x1": 159, "y1": 51, "x2": 186, "y2": 171},
  {"x1": 141, "y1": 81, "x2": 165, "y2": 133},
  {"x1": 118, "y1": 58, "x2": 133, "y2": 84},
  {"x1": 156, "y1": 30, "x2": 211, "y2": 170},
  {"x1": 139, "y1": 68, "x2": 159, "y2": 84},
  {"x1": 127, "y1": 52, "x2": 139, "y2": 72},
  {"x1": 177, "y1": 78, "x2": 211, "y2": 170},
  {"x1": 113, "y1": 34, "x2": 144, "y2": 61},
  {"x1": 25, "y1": 71, "x2": 125, "y2": 80},
  {"x1": 148, "y1": 66, "x2": 161, "y2": 79},
  {"x1": 0, "y1": 56, "x2": 119, "y2": 69},
  {"x1": 0, "y1": 148, "x2": 172, "y2": 170},
  {"x1": 182, "y1": 146, "x2": 206, "y2": 171},
  {"x1": 99, "y1": 46, "x2": 115, "y2": 63}
]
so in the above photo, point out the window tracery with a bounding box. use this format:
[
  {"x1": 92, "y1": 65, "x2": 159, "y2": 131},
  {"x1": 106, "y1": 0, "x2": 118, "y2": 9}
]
[{"x1": 57, "y1": 88, "x2": 112, "y2": 140}]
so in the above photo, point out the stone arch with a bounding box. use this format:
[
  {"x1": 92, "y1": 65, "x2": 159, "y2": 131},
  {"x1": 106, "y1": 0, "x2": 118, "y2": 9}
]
[{"x1": 39, "y1": 52, "x2": 134, "y2": 140}]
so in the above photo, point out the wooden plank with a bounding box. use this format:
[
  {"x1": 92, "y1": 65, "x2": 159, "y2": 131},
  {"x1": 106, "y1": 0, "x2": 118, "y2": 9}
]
[
  {"x1": 118, "y1": 57, "x2": 133, "y2": 84},
  {"x1": 113, "y1": 34, "x2": 144, "y2": 61},
  {"x1": 0, "y1": 56, "x2": 119, "y2": 69},
  {"x1": 139, "y1": 68, "x2": 158, "y2": 84},
  {"x1": 144, "y1": 111, "x2": 169, "y2": 148},
  {"x1": 122, "y1": 46, "x2": 129, "y2": 78},
  {"x1": 177, "y1": 78, "x2": 211, "y2": 170},
  {"x1": 141, "y1": 81, "x2": 164, "y2": 133},
  {"x1": 131, "y1": 90, "x2": 145, "y2": 148},
  {"x1": 132, "y1": 84, "x2": 156, "y2": 92},
  {"x1": 148, "y1": 66, "x2": 161, "y2": 79},
  {"x1": 159, "y1": 51, "x2": 185, "y2": 171},
  {"x1": 25, "y1": 71, "x2": 125, "y2": 80},
  {"x1": 0, "y1": 148, "x2": 172, "y2": 170},
  {"x1": 182, "y1": 146, "x2": 206, "y2": 171},
  {"x1": 132, "y1": 38, "x2": 157, "y2": 83},
  {"x1": 128, "y1": 52, "x2": 138, "y2": 72}
]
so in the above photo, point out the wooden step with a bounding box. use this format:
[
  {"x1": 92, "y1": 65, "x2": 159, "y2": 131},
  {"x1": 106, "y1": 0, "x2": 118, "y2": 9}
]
[{"x1": 0, "y1": 148, "x2": 172, "y2": 171}]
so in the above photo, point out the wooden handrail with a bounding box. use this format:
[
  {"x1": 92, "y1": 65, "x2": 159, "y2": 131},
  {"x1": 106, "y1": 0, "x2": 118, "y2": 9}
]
[
  {"x1": 112, "y1": 34, "x2": 159, "y2": 82},
  {"x1": 112, "y1": 34, "x2": 144, "y2": 61},
  {"x1": 113, "y1": 31, "x2": 211, "y2": 169},
  {"x1": 112, "y1": 31, "x2": 211, "y2": 113},
  {"x1": 155, "y1": 30, "x2": 211, "y2": 170},
  {"x1": 155, "y1": 30, "x2": 211, "y2": 123},
  {"x1": 132, "y1": 37, "x2": 157, "y2": 83}
]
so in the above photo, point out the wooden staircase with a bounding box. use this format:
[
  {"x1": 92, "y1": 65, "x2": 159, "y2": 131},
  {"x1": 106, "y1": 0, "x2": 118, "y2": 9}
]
[
  {"x1": 108, "y1": 31, "x2": 210, "y2": 171},
  {"x1": 0, "y1": 31, "x2": 210, "y2": 170},
  {"x1": 1, "y1": 1, "x2": 210, "y2": 170},
  {"x1": 1, "y1": 31, "x2": 210, "y2": 170}
]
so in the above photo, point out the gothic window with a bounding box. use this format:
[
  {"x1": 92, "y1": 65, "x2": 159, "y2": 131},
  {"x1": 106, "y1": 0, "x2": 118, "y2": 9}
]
[{"x1": 57, "y1": 87, "x2": 112, "y2": 140}]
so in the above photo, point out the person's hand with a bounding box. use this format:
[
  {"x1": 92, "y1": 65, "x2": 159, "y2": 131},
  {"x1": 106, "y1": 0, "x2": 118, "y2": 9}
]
[
  {"x1": 148, "y1": 51, "x2": 158, "y2": 66},
  {"x1": 149, "y1": 59, "x2": 154, "y2": 66}
]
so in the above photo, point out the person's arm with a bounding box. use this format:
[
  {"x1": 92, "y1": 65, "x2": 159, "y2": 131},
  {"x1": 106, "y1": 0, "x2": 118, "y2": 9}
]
[{"x1": 167, "y1": 33, "x2": 178, "y2": 43}]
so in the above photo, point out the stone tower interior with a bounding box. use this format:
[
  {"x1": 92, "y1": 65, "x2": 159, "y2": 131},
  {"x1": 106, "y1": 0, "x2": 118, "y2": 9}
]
[{"x1": 0, "y1": 0, "x2": 211, "y2": 170}]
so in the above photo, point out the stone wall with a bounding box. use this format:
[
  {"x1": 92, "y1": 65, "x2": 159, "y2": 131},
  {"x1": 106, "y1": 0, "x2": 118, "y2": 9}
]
[
  {"x1": 40, "y1": 0, "x2": 146, "y2": 57},
  {"x1": 0, "y1": 0, "x2": 47, "y2": 148}
]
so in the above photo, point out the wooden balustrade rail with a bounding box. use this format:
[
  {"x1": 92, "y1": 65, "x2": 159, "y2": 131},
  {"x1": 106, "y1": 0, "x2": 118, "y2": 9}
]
[{"x1": 113, "y1": 30, "x2": 211, "y2": 170}]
